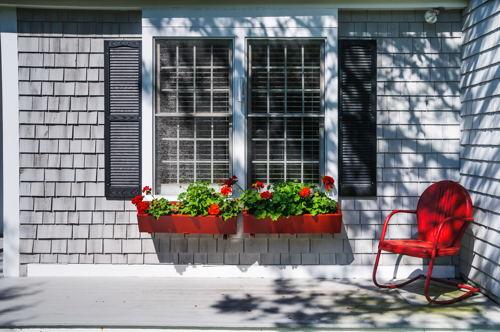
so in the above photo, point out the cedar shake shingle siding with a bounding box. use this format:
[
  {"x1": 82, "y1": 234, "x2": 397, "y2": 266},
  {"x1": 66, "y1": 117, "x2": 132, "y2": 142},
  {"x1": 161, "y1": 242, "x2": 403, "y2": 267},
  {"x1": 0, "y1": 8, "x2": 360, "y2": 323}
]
[
  {"x1": 339, "y1": 9, "x2": 462, "y2": 267},
  {"x1": 460, "y1": 0, "x2": 500, "y2": 302},
  {"x1": 17, "y1": 8, "x2": 463, "y2": 274},
  {"x1": 17, "y1": 9, "x2": 141, "y2": 273}
]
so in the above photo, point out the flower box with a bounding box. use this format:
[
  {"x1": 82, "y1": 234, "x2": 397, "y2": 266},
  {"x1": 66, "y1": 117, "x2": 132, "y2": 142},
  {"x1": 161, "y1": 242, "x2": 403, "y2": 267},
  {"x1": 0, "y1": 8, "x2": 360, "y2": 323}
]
[
  {"x1": 137, "y1": 214, "x2": 237, "y2": 235},
  {"x1": 243, "y1": 207, "x2": 342, "y2": 235}
]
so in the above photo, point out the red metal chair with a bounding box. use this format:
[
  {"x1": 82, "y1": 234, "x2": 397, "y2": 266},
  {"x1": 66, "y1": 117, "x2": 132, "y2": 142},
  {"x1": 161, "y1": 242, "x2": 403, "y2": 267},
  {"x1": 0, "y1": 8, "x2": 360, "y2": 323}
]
[{"x1": 373, "y1": 180, "x2": 479, "y2": 304}]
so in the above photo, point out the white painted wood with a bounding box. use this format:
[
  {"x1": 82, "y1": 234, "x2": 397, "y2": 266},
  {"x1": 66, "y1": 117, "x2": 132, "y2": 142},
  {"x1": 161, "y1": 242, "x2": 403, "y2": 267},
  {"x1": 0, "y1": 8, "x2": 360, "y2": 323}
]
[
  {"x1": 27, "y1": 263, "x2": 456, "y2": 279},
  {"x1": 141, "y1": 24, "x2": 154, "y2": 195},
  {"x1": 0, "y1": 0, "x2": 469, "y2": 10},
  {"x1": 324, "y1": 27, "x2": 339, "y2": 200},
  {"x1": 1, "y1": 277, "x2": 497, "y2": 330},
  {"x1": 141, "y1": 7, "x2": 339, "y2": 195},
  {"x1": 0, "y1": 8, "x2": 20, "y2": 277}
]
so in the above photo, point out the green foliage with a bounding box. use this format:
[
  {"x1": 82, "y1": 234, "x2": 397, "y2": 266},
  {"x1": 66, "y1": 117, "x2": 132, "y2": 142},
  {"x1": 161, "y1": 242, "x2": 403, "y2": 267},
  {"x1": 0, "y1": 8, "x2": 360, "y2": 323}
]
[
  {"x1": 176, "y1": 181, "x2": 242, "y2": 221},
  {"x1": 147, "y1": 197, "x2": 176, "y2": 220},
  {"x1": 240, "y1": 180, "x2": 338, "y2": 221}
]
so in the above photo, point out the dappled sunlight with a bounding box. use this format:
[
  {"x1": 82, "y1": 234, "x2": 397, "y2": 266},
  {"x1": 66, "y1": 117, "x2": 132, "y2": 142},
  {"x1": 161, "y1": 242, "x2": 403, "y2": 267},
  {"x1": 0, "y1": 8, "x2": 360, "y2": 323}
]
[{"x1": 209, "y1": 278, "x2": 498, "y2": 329}]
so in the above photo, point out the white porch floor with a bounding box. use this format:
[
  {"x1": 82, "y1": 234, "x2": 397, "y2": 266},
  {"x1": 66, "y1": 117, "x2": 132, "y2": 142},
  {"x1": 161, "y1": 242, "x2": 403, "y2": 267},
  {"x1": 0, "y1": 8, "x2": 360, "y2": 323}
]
[{"x1": 0, "y1": 276, "x2": 499, "y2": 331}]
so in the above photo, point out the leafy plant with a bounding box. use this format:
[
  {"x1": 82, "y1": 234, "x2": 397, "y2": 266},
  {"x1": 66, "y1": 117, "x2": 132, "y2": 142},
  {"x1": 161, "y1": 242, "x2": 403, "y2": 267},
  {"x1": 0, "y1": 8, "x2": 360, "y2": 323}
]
[
  {"x1": 132, "y1": 186, "x2": 176, "y2": 219},
  {"x1": 131, "y1": 178, "x2": 242, "y2": 221},
  {"x1": 240, "y1": 178, "x2": 338, "y2": 221},
  {"x1": 148, "y1": 197, "x2": 177, "y2": 220},
  {"x1": 176, "y1": 180, "x2": 241, "y2": 221}
]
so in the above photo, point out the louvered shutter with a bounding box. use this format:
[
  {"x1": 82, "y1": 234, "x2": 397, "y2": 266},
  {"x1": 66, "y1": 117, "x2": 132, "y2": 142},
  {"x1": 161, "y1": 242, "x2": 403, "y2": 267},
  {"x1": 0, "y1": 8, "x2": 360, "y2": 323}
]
[
  {"x1": 105, "y1": 40, "x2": 142, "y2": 198},
  {"x1": 339, "y1": 40, "x2": 377, "y2": 196}
]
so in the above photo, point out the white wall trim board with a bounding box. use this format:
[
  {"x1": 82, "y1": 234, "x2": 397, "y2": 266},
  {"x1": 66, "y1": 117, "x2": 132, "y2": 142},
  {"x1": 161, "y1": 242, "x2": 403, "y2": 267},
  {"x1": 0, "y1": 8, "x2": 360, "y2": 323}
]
[
  {"x1": 27, "y1": 264, "x2": 456, "y2": 279},
  {"x1": 0, "y1": 7, "x2": 20, "y2": 277},
  {"x1": 142, "y1": 7, "x2": 339, "y2": 197},
  {"x1": 0, "y1": 1, "x2": 469, "y2": 10}
]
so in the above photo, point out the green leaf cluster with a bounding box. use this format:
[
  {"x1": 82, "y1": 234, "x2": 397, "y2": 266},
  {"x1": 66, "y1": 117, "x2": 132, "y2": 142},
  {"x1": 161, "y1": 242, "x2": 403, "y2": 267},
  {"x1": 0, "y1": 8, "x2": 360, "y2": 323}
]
[
  {"x1": 176, "y1": 181, "x2": 242, "y2": 221},
  {"x1": 147, "y1": 197, "x2": 176, "y2": 220},
  {"x1": 240, "y1": 180, "x2": 338, "y2": 221}
]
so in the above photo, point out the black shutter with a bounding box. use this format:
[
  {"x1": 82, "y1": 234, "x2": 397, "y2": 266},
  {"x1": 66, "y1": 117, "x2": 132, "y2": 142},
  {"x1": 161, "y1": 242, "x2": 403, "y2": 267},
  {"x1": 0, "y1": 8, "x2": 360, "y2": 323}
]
[
  {"x1": 105, "y1": 40, "x2": 142, "y2": 198},
  {"x1": 339, "y1": 40, "x2": 377, "y2": 196}
]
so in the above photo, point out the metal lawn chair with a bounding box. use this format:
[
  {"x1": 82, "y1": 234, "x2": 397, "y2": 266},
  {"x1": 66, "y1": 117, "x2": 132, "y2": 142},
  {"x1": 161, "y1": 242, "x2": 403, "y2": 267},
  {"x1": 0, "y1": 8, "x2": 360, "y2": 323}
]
[{"x1": 372, "y1": 180, "x2": 479, "y2": 304}]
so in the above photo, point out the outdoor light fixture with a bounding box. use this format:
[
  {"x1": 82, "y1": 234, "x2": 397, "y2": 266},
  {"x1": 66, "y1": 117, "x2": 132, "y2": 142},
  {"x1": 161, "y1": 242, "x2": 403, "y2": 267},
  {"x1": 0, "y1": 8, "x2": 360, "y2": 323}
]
[{"x1": 425, "y1": 8, "x2": 441, "y2": 23}]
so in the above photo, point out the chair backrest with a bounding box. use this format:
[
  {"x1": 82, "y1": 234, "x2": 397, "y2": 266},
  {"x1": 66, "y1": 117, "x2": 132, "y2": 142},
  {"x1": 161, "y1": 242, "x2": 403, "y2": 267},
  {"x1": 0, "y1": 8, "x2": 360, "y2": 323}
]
[{"x1": 417, "y1": 180, "x2": 473, "y2": 248}]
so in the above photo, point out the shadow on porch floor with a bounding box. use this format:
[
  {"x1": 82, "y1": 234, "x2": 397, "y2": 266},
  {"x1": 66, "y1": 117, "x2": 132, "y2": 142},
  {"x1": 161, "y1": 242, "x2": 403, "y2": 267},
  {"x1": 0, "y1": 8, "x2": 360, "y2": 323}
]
[{"x1": 0, "y1": 276, "x2": 498, "y2": 330}]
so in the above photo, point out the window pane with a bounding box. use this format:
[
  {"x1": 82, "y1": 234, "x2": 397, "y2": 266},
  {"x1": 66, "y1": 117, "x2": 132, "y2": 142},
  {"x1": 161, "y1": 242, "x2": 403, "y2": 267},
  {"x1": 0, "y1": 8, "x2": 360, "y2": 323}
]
[
  {"x1": 250, "y1": 117, "x2": 321, "y2": 185},
  {"x1": 249, "y1": 41, "x2": 322, "y2": 115},
  {"x1": 157, "y1": 40, "x2": 231, "y2": 114},
  {"x1": 155, "y1": 117, "x2": 230, "y2": 194}
]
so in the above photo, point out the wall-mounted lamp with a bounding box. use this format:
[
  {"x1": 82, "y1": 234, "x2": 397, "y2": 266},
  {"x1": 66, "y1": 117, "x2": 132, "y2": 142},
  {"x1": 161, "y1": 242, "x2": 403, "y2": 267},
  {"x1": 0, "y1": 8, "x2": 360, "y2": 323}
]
[{"x1": 425, "y1": 8, "x2": 441, "y2": 24}]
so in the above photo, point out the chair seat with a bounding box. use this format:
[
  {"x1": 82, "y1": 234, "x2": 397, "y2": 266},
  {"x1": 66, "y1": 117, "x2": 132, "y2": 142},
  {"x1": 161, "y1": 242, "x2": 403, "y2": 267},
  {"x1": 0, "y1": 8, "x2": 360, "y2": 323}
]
[{"x1": 379, "y1": 239, "x2": 459, "y2": 258}]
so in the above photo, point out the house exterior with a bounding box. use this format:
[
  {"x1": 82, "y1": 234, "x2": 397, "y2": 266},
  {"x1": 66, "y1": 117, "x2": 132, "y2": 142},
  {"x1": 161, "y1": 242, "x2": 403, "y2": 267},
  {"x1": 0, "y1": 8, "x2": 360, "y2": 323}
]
[{"x1": 1, "y1": 0, "x2": 498, "y2": 303}]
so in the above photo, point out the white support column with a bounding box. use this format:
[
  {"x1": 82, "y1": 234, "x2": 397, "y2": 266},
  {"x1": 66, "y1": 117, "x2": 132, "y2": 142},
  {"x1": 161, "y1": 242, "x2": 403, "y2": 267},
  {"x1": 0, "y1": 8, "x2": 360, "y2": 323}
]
[{"x1": 1, "y1": 7, "x2": 20, "y2": 277}]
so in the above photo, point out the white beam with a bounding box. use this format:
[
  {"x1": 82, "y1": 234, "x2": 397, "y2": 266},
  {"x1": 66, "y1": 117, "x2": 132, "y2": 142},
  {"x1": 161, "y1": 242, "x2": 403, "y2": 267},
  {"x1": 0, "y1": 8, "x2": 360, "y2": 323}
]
[
  {"x1": 1, "y1": 7, "x2": 20, "y2": 277},
  {"x1": 0, "y1": 1, "x2": 468, "y2": 10},
  {"x1": 27, "y1": 263, "x2": 457, "y2": 279}
]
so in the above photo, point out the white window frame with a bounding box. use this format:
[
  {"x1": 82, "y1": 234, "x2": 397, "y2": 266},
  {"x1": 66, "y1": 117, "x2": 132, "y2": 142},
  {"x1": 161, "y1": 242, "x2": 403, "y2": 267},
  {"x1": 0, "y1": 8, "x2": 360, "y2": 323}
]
[{"x1": 142, "y1": 6, "x2": 339, "y2": 200}]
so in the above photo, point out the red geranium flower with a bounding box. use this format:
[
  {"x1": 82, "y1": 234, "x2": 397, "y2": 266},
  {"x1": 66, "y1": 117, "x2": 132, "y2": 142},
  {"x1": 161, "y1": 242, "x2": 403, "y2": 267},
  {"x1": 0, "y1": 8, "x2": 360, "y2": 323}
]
[
  {"x1": 223, "y1": 175, "x2": 238, "y2": 186},
  {"x1": 299, "y1": 187, "x2": 311, "y2": 197},
  {"x1": 260, "y1": 191, "x2": 273, "y2": 199},
  {"x1": 137, "y1": 201, "x2": 150, "y2": 215},
  {"x1": 221, "y1": 186, "x2": 232, "y2": 196},
  {"x1": 208, "y1": 204, "x2": 220, "y2": 215},
  {"x1": 322, "y1": 176, "x2": 334, "y2": 191},
  {"x1": 322, "y1": 176, "x2": 334, "y2": 185},
  {"x1": 252, "y1": 181, "x2": 265, "y2": 189},
  {"x1": 131, "y1": 195, "x2": 143, "y2": 205},
  {"x1": 142, "y1": 186, "x2": 152, "y2": 194}
]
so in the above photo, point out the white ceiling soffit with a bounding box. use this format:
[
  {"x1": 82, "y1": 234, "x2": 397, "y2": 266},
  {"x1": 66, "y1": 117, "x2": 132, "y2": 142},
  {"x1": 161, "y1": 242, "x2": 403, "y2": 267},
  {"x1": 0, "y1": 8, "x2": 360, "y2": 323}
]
[{"x1": 0, "y1": 0, "x2": 467, "y2": 10}]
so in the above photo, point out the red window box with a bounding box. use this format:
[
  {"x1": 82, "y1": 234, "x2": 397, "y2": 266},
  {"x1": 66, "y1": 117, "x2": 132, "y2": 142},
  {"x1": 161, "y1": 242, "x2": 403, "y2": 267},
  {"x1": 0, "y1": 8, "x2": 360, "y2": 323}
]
[
  {"x1": 243, "y1": 207, "x2": 342, "y2": 235},
  {"x1": 137, "y1": 214, "x2": 237, "y2": 235}
]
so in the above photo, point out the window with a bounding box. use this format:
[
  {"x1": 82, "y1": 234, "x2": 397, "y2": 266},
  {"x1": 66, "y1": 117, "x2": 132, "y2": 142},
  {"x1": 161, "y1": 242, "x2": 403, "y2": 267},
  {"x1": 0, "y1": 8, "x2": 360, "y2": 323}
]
[
  {"x1": 154, "y1": 40, "x2": 232, "y2": 195},
  {"x1": 247, "y1": 40, "x2": 324, "y2": 185}
]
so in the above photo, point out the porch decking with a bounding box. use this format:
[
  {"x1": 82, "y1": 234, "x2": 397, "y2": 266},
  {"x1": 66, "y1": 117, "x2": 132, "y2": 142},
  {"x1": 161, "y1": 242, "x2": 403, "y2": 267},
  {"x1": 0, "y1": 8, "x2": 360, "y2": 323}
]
[{"x1": 0, "y1": 276, "x2": 499, "y2": 331}]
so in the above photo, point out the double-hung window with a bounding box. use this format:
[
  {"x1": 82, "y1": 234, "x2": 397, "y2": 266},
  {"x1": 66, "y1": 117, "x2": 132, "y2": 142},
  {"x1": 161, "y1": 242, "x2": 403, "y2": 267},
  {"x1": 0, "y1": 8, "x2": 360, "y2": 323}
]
[
  {"x1": 153, "y1": 39, "x2": 324, "y2": 195},
  {"x1": 154, "y1": 40, "x2": 232, "y2": 195},
  {"x1": 247, "y1": 40, "x2": 324, "y2": 185}
]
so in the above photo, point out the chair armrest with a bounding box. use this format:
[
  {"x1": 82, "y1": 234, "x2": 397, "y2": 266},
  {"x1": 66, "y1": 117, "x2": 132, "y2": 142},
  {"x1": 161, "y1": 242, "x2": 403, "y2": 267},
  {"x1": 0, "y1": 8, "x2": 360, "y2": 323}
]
[
  {"x1": 431, "y1": 217, "x2": 474, "y2": 256},
  {"x1": 380, "y1": 210, "x2": 417, "y2": 242}
]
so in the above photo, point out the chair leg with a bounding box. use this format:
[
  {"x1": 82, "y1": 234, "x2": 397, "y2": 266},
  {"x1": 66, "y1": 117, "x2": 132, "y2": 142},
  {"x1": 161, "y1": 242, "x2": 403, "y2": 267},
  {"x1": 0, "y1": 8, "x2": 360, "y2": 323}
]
[
  {"x1": 424, "y1": 255, "x2": 479, "y2": 305},
  {"x1": 373, "y1": 249, "x2": 425, "y2": 289}
]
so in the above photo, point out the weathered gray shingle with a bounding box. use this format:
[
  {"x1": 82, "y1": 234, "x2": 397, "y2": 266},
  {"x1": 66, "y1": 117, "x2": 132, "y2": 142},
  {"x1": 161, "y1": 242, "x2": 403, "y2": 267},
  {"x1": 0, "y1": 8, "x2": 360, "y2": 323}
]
[{"x1": 55, "y1": 53, "x2": 77, "y2": 67}]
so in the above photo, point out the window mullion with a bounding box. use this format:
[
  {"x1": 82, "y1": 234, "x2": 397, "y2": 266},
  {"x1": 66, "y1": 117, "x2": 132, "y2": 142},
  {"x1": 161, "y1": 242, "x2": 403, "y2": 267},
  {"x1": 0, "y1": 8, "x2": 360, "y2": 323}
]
[
  {"x1": 194, "y1": 118, "x2": 197, "y2": 181},
  {"x1": 267, "y1": 45, "x2": 270, "y2": 115},
  {"x1": 176, "y1": 45, "x2": 179, "y2": 113},
  {"x1": 211, "y1": 118, "x2": 214, "y2": 182},
  {"x1": 302, "y1": 45, "x2": 305, "y2": 114},
  {"x1": 193, "y1": 45, "x2": 196, "y2": 114},
  {"x1": 176, "y1": 118, "x2": 180, "y2": 183},
  {"x1": 210, "y1": 44, "x2": 213, "y2": 114},
  {"x1": 301, "y1": 118, "x2": 304, "y2": 183},
  {"x1": 284, "y1": 45, "x2": 287, "y2": 114},
  {"x1": 284, "y1": 45, "x2": 287, "y2": 180}
]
